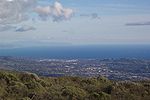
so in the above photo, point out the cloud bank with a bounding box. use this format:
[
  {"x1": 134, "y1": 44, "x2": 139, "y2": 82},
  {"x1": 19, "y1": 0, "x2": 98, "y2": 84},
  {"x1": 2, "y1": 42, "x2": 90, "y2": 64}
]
[
  {"x1": 126, "y1": 21, "x2": 150, "y2": 26},
  {"x1": 0, "y1": 0, "x2": 74, "y2": 27},
  {"x1": 15, "y1": 25, "x2": 36, "y2": 32},
  {"x1": 80, "y1": 13, "x2": 100, "y2": 20}
]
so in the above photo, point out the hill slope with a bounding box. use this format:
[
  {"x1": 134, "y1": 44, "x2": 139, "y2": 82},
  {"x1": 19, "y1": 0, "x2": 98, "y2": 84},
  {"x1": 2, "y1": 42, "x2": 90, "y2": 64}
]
[{"x1": 0, "y1": 70, "x2": 150, "y2": 100}]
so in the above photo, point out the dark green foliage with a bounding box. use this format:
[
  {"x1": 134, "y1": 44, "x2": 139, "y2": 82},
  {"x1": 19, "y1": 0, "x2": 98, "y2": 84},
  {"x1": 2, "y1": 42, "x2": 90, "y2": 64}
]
[
  {"x1": 61, "y1": 86, "x2": 86, "y2": 100},
  {"x1": 0, "y1": 70, "x2": 150, "y2": 100},
  {"x1": 89, "y1": 92, "x2": 111, "y2": 100}
]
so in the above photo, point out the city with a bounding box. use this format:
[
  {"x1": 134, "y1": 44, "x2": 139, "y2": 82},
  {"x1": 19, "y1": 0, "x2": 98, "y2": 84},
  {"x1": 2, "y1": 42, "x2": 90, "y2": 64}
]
[{"x1": 0, "y1": 56, "x2": 149, "y2": 81}]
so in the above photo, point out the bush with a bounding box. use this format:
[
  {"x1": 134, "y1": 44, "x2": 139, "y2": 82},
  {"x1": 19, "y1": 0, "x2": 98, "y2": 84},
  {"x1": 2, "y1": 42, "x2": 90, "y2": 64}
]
[{"x1": 62, "y1": 86, "x2": 87, "y2": 99}]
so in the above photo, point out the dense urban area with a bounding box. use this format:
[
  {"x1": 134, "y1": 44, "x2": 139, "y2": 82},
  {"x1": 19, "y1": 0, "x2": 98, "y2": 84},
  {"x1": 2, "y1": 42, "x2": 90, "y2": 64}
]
[{"x1": 0, "y1": 56, "x2": 150, "y2": 80}]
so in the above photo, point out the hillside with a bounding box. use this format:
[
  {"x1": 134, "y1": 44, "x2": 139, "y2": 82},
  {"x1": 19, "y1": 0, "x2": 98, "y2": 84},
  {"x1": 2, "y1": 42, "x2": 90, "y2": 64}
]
[{"x1": 0, "y1": 70, "x2": 150, "y2": 100}]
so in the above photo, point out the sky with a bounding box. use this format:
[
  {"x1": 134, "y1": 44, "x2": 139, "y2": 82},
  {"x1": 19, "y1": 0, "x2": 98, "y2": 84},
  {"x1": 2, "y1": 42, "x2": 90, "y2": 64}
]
[{"x1": 0, "y1": 0, "x2": 150, "y2": 48}]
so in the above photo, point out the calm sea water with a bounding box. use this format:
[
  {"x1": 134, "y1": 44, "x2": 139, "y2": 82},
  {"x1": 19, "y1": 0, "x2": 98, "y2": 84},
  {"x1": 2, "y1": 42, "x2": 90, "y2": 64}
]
[{"x1": 0, "y1": 45, "x2": 150, "y2": 59}]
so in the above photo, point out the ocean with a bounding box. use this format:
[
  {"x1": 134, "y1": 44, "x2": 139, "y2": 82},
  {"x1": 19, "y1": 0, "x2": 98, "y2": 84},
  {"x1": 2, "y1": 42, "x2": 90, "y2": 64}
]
[{"x1": 0, "y1": 45, "x2": 150, "y2": 59}]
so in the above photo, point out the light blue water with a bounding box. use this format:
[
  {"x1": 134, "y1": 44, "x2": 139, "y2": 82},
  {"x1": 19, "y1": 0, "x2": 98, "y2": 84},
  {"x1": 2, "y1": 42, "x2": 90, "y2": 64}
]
[{"x1": 0, "y1": 45, "x2": 150, "y2": 59}]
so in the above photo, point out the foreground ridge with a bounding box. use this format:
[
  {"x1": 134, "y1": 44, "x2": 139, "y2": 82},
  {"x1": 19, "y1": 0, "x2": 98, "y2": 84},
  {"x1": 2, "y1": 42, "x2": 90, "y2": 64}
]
[{"x1": 0, "y1": 70, "x2": 150, "y2": 100}]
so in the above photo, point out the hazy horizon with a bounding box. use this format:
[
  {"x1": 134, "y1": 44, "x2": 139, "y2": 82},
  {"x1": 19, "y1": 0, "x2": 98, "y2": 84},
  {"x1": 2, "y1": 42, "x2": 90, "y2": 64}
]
[{"x1": 0, "y1": 45, "x2": 149, "y2": 59}]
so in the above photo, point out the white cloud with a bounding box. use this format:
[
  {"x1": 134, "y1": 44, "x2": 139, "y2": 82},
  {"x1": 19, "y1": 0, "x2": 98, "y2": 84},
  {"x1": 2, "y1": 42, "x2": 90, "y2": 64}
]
[
  {"x1": 35, "y1": 1, "x2": 74, "y2": 21},
  {"x1": 0, "y1": 0, "x2": 36, "y2": 25}
]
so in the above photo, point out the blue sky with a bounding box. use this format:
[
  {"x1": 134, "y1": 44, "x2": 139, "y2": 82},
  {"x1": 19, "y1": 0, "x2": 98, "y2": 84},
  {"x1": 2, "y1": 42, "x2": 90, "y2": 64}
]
[{"x1": 0, "y1": 0, "x2": 150, "y2": 48}]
